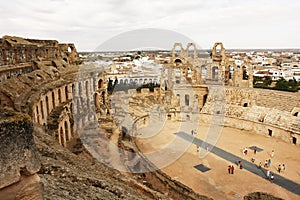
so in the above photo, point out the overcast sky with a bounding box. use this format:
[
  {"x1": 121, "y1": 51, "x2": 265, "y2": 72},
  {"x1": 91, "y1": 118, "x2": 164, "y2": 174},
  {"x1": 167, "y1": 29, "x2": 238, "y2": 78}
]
[{"x1": 0, "y1": 0, "x2": 299, "y2": 51}]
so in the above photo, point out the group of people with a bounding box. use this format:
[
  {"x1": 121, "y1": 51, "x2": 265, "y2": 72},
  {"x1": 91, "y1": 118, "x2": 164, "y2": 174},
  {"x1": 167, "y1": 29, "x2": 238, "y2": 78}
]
[
  {"x1": 242, "y1": 147, "x2": 248, "y2": 155},
  {"x1": 262, "y1": 159, "x2": 271, "y2": 168},
  {"x1": 191, "y1": 129, "x2": 197, "y2": 135},
  {"x1": 227, "y1": 165, "x2": 235, "y2": 174},
  {"x1": 266, "y1": 170, "x2": 275, "y2": 182},
  {"x1": 278, "y1": 164, "x2": 285, "y2": 173}
]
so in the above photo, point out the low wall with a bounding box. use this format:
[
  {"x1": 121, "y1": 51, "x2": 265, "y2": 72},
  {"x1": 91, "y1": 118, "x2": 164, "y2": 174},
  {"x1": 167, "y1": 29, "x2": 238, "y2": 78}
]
[{"x1": 200, "y1": 113, "x2": 299, "y2": 145}]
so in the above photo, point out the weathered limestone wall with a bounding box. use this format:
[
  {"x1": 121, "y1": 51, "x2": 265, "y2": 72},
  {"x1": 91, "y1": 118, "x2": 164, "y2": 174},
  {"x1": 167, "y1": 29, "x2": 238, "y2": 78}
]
[
  {"x1": 0, "y1": 108, "x2": 43, "y2": 199},
  {"x1": 201, "y1": 86, "x2": 300, "y2": 144},
  {"x1": 0, "y1": 36, "x2": 79, "y2": 82}
]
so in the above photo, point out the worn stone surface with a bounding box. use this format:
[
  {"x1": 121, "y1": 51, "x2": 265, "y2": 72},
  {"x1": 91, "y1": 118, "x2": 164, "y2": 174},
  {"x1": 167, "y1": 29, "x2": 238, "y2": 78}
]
[
  {"x1": 244, "y1": 192, "x2": 284, "y2": 200},
  {"x1": 34, "y1": 125, "x2": 170, "y2": 200},
  {"x1": 0, "y1": 108, "x2": 43, "y2": 199}
]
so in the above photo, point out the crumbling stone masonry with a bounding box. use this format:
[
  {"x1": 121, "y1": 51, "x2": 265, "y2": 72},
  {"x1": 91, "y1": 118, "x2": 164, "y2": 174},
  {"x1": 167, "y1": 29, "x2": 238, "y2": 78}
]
[{"x1": 0, "y1": 108, "x2": 43, "y2": 200}]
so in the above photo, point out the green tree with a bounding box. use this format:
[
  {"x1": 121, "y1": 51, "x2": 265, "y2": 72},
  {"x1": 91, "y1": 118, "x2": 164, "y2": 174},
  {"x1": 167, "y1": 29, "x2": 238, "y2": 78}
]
[{"x1": 263, "y1": 76, "x2": 272, "y2": 86}]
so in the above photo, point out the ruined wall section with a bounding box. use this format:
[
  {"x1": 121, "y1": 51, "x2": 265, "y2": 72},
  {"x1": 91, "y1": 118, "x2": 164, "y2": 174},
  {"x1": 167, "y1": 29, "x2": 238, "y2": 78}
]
[
  {"x1": 201, "y1": 86, "x2": 300, "y2": 144},
  {"x1": 0, "y1": 36, "x2": 79, "y2": 82}
]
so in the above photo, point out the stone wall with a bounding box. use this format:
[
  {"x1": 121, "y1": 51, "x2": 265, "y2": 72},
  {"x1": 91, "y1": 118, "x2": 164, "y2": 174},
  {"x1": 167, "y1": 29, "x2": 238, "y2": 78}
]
[
  {"x1": 0, "y1": 36, "x2": 79, "y2": 82},
  {"x1": 201, "y1": 86, "x2": 300, "y2": 144},
  {"x1": 0, "y1": 108, "x2": 43, "y2": 199}
]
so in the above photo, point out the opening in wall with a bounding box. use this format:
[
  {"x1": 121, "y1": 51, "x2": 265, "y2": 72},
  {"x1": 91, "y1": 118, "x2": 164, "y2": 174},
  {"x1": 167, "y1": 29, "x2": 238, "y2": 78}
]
[
  {"x1": 268, "y1": 129, "x2": 273, "y2": 137},
  {"x1": 293, "y1": 112, "x2": 299, "y2": 117},
  {"x1": 243, "y1": 103, "x2": 248, "y2": 107},
  {"x1": 292, "y1": 137, "x2": 297, "y2": 144}
]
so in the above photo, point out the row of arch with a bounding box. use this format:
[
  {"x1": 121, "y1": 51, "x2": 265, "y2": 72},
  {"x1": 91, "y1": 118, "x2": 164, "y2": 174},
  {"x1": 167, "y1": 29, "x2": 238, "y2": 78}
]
[
  {"x1": 117, "y1": 78, "x2": 159, "y2": 85},
  {"x1": 0, "y1": 47, "x2": 60, "y2": 66},
  {"x1": 171, "y1": 43, "x2": 198, "y2": 59},
  {"x1": 33, "y1": 74, "x2": 105, "y2": 146}
]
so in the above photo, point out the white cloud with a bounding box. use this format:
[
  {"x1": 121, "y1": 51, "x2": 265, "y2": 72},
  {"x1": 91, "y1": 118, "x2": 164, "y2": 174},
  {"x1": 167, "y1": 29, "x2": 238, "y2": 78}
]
[{"x1": 0, "y1": 0, "x2": 299, "y2": 50}]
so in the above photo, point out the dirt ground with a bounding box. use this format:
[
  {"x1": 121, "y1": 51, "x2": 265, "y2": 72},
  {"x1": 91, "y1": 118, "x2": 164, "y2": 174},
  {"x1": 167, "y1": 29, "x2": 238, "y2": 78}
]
[{"x1": 135, "y1": 120, "x2": 300, "y2": 200}]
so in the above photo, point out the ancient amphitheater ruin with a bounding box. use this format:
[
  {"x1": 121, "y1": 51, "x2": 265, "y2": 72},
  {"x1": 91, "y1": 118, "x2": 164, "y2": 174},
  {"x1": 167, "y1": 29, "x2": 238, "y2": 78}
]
[{"x1": 0, "y1": 35, "x2": 299, "y2": 199}]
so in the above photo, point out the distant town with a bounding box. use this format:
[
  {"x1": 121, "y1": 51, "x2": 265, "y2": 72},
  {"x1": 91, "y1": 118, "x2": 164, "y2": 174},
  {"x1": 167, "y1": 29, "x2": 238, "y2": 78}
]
[{"x1": 80, "y1": 48, "x2": 300, "y2": 92}]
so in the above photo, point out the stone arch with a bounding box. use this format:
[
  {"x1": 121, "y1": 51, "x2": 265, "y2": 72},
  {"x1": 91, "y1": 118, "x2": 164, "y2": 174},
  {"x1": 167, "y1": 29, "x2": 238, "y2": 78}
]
[
  {"x1": 185, "y1": 94, "x2": 190, "y2": 106},
  {"x1": 228, "y1": 65, "x2": 234, "y2": 79},
  {"x1": 174, "y1": 58, "x2": 182, "y2": 63},
  {"x1": 212, "y1": 66, "x2": 219, "y2": 80},
  {"x1": 203, "y1": 94, "x2": 208, "y2": 107},
  {"x1": 201, "y1": 65, "x2": 207, "y2": 80},
  {"x1": 119, "y1": 79, "x2": 124, "y2": 84},
  {"x1": 58, "y1": 88, "x2": 62, "y2": 104},
  {"x1": 46, "y1": 95, "x2": 49, "y2": 115},
  {"x1": 172, "y1": 43, "x2": 184, "y2": 58},
  {"x1": 52, "y1": 91, "x2": 55, "y2": 108},
  {"x1": 40, "y1": 100, "x2": 44, "y2": 120},
  {"x1": 78, "y1": 82, "x2": 82, "y2": 96},
  {"x1": 72, "y1": 83, "x2": 75, "y2": 97},
  {"x1": 85, "y1": 80, "x2": 89, "y2": 97},
  {"x1": 212, "y1": 42, "x2": 226, "y2": 62},
  {"x1": 65, "y1": 85, "x2": 69, "y2": 100},
  {"x1": 176, "y1": 94, "x2": 180, "y2": 105},
  {"x1": 70, "y1": 102, "x2": 74, "y2": 114},
  {"x1": 124, "y1": 79, "x2": 129, "y2": 84},
  {"x1": 98, "y1": 79, "x2": 103, "y2": 89},
  {"x1": 186, "y1": 43, "x2": 197, "y2": 59},
  {"x1": 243, "y1": 66, "x2": 249, "y2": 80},
  {"x1": 36, "y1": 105, "x2": 40, "y2": 124}
]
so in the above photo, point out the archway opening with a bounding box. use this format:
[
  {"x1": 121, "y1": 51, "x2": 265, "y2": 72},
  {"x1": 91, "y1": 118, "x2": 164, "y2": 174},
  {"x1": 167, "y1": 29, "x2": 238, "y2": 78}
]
[
  {"x1": 174, "y1": 58, "x2": 182, "y2": 63},
  {"x1": 292, "y1": 137, "x2": 297, "y2": 144},
  {"x1": 65, "y1": 85, "x2": 69, "y2": 100},
  {"x1": 46, "y1": 96, "x2": 49, "y2": 115},
  {"x1": 65, "y1": 121, "x2": 70, "y2": 141},
  {"x1": 185, "y1": 94, "x2": 190, "y2": 106},
  {"x1": 268, "y1": 129, "x2": 273, "y2": 137},
  {"x1": 203, "y1": 94, "x2": 208, "y2": 107},
  {"x1": 40, "y1": 101, "x2": 44, "y2": 119},
  {"x1": 98, "y1": 79, "x2": 103, "y2": 89},
  {"x1": 293, "y1": 112, "x2": 298, "y2": 117},
  {"x1": 243, "y1": 66, "x2": 249, "y2": 80},
  {"x1": 212, "y1": 66, "x2": 218, "y2": 80},
  {"x1": 58, "y1": 89, "x2": 62, "y2": 103},
  {"x1": 60, "y1": 127, "x2": 64, "y2": 147},
  {"x1": 52, "y1": 91, "x2": 55, "y2": 108}
]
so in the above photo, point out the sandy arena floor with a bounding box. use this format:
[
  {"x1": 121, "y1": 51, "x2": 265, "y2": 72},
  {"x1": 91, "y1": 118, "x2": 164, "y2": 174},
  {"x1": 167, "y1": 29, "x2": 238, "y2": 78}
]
[{"x1": 135, "y1": 120, "x2": 300, "y2": 200}]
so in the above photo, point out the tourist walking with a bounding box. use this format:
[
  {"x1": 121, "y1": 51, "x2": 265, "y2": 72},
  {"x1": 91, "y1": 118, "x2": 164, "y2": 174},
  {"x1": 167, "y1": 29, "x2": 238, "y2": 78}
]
[
  {"x1": 282, "y1": 164, "x2": 285, "y2": 171},
  {"x1": 238, "y1": 161, "x2": 243, "y2": 169},
  {"x1": 264, "y1": 160, "x2": 268, "y2": 168},
  {"x1": 267, "y1": 159, "x2": 271, "y2": 168},
  {"x1": 254, "y1": 146, "x2": 257, "y2": 154},
  {"x1": 231, "y1": 165, "x2": 235, "y2": 174},
  {"x1": 271, "y1": 150, "x2": 275, "y2": 158},
  {"x1": 258, "y1": 161, "x2": 262, "y2": 169},
  {"x1": 278, "y1": 165, "x2": 281, "y2": 173},
  {"x1": 270, "y1": 173, "x2": 274, "y2": 182},
  {"x1": 228, "y1": 165, "x2": 231, "y2": 174},
  {"x1": 267, "y1": 170, "x2": 270, "y2": 179}
]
